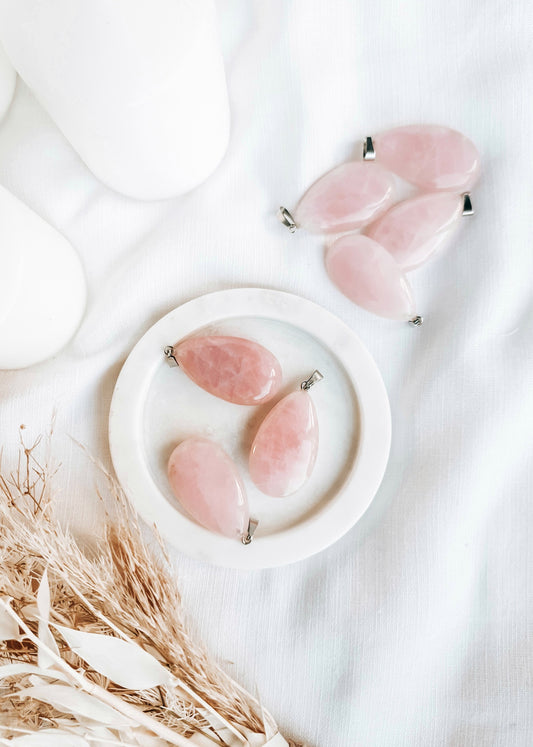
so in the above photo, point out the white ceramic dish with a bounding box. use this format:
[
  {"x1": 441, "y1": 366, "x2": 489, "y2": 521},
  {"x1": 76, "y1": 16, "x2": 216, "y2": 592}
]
[{"x1": 109, "y1": 288, "x2": 391, "y2": 569}]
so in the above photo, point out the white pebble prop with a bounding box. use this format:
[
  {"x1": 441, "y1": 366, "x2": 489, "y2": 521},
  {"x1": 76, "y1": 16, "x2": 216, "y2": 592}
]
[
  {"x1": 0, "y1": 41, "x2": 15, "y2": 122},
  {"x1": 0, "y1": 0, "x2": 230, "y2": 200},
  {"x1": 0, "y1": 186, "x2": 87, "y2": 369}
]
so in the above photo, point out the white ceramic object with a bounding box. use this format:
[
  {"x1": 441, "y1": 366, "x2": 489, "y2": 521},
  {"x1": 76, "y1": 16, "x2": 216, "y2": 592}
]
[
  {"x1": 0, "y1": 0, "x2": 230, "y2": 200},
  {"x1": 0, "y1": 186, "x2": 86, "y2": 369},
  {"x1": 109, "y1": 289, "x2": 391, "y2": 569},
  {"x1": 0, "y1": 40, "x2": 15, "y2": 121}
]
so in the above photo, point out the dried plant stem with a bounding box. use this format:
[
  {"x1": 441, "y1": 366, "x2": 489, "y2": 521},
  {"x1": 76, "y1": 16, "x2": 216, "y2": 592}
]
[
  {"x1": 0, "y1": 729, "x2": 138, "y2": 747},
  {"x1": 84, "y1": 739, "x2": 139, "y2": 747},
  {"x1": 80, "y1": 683, "x2": 191, "y2": 747},
  {"x1": 0, "y1": 600, "x2": 191, "y2": 747},
  {"x1": 174, "y1": 678, "x2": 247, "y2": 745},
  {"x1": 58, "y1": 571, "x2": 131, "y2": 641},
  {"x1": 0, "y1": 434, "x2": 306, "y2": 746},
  {"x1": 57, "y1": 572, "x2": 247, "y2": 746}
]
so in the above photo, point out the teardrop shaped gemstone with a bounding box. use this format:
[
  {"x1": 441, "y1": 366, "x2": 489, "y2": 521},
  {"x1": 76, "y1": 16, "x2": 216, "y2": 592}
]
[
  {"x1": 365, "y1": 192, "x2": 463, "y2": 270},
  {"x1": 294, "y1": 162, "x2": 395, "y2": 234},
  {"x1": 175, "y1": 335, "x2": 282, "y2": 405},
  {"x1": 373, "y1": 125, "x2": 480, "y2": 191},
  {"x1": 325, "y1": 234, "x2": 416, "y2": 320},
  {"x1": 168, "y1": 437, "x2": 249, "y2": 539},
  {"x1": 249, "y1": 390, "x2": 318, "y2": 497}
]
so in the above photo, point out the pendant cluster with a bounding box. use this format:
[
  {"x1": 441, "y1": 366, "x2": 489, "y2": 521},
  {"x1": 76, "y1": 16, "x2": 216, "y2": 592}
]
[
  {"x1": 279, "y1": 124, "x2": 481, "y2": 322},
  {"x1": 165, "y1": 335, "x2": 322, "y2": 544}
]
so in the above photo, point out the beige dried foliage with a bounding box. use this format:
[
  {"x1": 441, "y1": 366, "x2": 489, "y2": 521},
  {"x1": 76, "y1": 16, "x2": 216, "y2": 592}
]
[{"x1": 0, "y1": 428, "x2": 305, "y2": 746}]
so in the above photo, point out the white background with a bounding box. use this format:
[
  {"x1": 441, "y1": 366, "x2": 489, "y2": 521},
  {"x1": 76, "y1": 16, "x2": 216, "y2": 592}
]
[{"x1": 0, "y1": 1, "x2": 532, "y2": 744}]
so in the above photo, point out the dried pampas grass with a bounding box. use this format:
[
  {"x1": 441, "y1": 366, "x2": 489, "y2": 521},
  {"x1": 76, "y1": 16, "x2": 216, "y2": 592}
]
[{"x1": 0, "y1": 428, "x2": 305, "y2": 747}]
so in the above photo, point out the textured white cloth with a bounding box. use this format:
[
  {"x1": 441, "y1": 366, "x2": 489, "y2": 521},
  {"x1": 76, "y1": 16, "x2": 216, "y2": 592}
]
[{"x1": 0, "y1": 1, "x2": 532, "y2": 745}]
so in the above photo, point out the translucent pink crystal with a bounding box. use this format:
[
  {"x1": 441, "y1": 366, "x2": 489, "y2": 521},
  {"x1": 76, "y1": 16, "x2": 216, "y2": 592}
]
[
  {"x1": 168, "y1": 437, "x2": 249, "y2": 539},
  {"x1": 325, "y1": 234, "x2": 416, "y2": 320},
  {"x1": 365, "y1": 192, "x2": 463, "y2": 270},
  {"x1": 373, "y1": 125, "x2": 480, "y2": 191},
  {"x1": 294, "y1": 162, "x2": 394, "y2": 234},
  {"x1": 175, "y1": 335, "x2": 282, "y2": 405},
  {"x1": 249, "y1": 390, "x2": 318, "y2": 497}
]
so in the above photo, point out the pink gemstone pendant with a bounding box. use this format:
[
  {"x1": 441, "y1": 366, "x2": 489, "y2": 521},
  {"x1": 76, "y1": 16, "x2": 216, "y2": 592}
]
[
  {"x1": 365, "y1": 192, "x2": 464, "y2": 270},
  {"x1": 249, "y1": 371, "x2": 322, "y2": 497},
  {"x1": 168, "y1": 437, "x2": 250, "y2": 540},
  {"x1": 372, "y1": 125, "x2": 480, "y2": 191},
  {"x1": 166, "y1": 335, "x2": 282, "y2": 405},
  {"x1": 283, "y1": 161, "x2": 394, "y2": 235},
  {"x1": 325, "y1": 234, "x2": 417, "y2": 321}
]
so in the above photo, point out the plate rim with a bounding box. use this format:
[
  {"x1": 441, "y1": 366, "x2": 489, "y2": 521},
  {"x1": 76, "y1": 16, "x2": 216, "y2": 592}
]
[{"x1": 108, "y1": 288, "x2": 391, "y2": 569}]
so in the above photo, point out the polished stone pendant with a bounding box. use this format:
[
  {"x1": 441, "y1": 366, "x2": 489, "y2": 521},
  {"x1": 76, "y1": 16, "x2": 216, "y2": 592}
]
[
  {"x1": 365, "y1": 192, "x2": 464, "y2": 270},
  {"x1": 274, "y1": 124, "x2": 479, "y2": 326},
  {"x1": 370, "y1": 125, "x2": 480, "y2": 191},
  {"x1": 280, "y1": 161, "x2": 394, "y2": 234},
  {"x1": 326, "y1": 234, "x2": 417, "y2": 321},
  {"x1": 168, "y1": 437, "x2": 251, "y2": 540},
  {"x1": 249, "y1": 371, "x2": 322, "y2": 497},
  {"x1": 165, "y1": 335, "x2": 282, "y2": 405}
]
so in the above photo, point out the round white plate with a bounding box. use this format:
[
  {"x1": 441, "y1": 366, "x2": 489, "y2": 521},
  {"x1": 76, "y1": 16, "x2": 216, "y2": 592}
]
[{"x1": 109, "y1": 288, "x2": 391, "y2": 569}]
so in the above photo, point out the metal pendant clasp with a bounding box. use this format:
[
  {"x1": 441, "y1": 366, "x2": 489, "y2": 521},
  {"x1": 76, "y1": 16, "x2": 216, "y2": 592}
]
[
  {"x1": 242, "y1": 518, "x2": 259, "y2": 545},
  {"x1": 164, "y1": 345, "x2": 179, "y2": 367},
  {"x1": 301, "y1": 370, "x2": 324, "y2": 390},
  {"x1": 277, "y1": 206, "x2": 298, "y2": 233},
  {"x1": 462, "y1": 193, "x2": 474, "y2": 216},
  {"x1": 363, "y1": 136, "x2": 375, "y2": 160}
]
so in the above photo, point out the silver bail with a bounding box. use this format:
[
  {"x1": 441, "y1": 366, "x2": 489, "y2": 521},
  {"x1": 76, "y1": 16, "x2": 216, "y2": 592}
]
[
  {"x1": 462, "y1": 193, "x2": 474, "y2": 216},
  {"x1": 301, "y1": 370, "x2": 324, "y2": 390},
  {"x1": 277, "y1": 206, "x2": 298, "y2": 233},
  {"x1": 242, "y1": 518, "x2": 259, "y2": 545},
  {"x1": 409, "y1": 316, "x2": 424, "y2": 327},
  {"x1": 363, "y1": 136, "x2": 375, "y2": 160},
  {"x1": 164, "y1": 345, "x2": 179, "y2": 367}
]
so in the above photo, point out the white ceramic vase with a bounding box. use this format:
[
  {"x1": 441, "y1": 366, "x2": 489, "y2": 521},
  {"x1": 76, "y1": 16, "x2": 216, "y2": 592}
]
[
  {"x1": 0, "y1": 186, "x2": 86, "y2": 369},
  {"x1": 0, "y1": 0, "x2": 230, "y2": 200}
]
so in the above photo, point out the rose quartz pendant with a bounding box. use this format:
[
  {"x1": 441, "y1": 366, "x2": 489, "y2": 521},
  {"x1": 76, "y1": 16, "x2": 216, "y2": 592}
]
[
  {"x1": 289, "y1": 161, "x2": 394, "y2": 234},
  {"x1": 372, "y1": 125, "x2": 480, "y2": 191},
  {"x1": 365, "y1": 192, "x2": 464, "y2": 270},
  {"x1": 168, "y1": 437, "x2": 249, "y2": 540},
  {"x1": 167, "y1": 335, "x2": 282, "y2": 405},
  {"x1": 325, "y1": 234, "x2": 417, "y2": 321},
  {"x1": 249, "y1": 373, "x2": 321, "y2": 497}
]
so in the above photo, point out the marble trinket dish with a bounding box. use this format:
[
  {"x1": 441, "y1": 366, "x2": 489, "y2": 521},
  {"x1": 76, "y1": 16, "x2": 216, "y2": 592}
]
[{"x1": 109, "y1": 288, "x2": 391, "y2": 569}]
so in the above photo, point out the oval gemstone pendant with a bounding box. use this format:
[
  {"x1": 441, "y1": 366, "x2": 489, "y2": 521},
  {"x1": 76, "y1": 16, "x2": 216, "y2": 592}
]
[
  {"x1": 373, "y1": 125, "x2": 480, "y2": 191},
  {"x1": 168, "y1": 437, "x2": 249, "y2": 539},
  {"x1": 365, "y1": 192, "x2": 463, "y2": 270},
  {"x1": 249, "y1": 389, "x2": 319, "y2": 497},
  {"x1": 325, "y1": 234, "x2": 416, "y2": 321},
  {"x1": 173, "y1": 335, "x2": 282, "y2": 405},
  {"x1": 294, "y1": 161, "x2": 395, "y2": 234}
]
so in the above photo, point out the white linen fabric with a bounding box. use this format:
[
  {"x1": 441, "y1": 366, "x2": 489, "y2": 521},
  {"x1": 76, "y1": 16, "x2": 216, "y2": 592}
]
[{"x1": 0, "y1": 1, "x2": 531, "y2": 744}]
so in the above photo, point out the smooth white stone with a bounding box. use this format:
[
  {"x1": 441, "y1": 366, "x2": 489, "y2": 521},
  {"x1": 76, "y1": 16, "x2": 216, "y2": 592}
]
[
  {"x1": 0, "y1": 0, "x2": 230, "y2": 200},
  {"x1": 0, "y1": 185, "x2": 87, "y2": 369}
]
